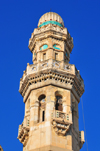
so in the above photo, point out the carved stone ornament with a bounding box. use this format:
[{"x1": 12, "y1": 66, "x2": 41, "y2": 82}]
[
  {"x1": 53, "y1": 62, "x2": 60, "y2": 68},
  {"x1": 52, "y1": 119, "x2": 71, "y2": 136},
  {"x1": 64, "y1": 65, "x2": 71, "y2": 71},
  {"x1": 31, "y1": 66, "x2": 37, "y2": 71},
  {"x1": 41, "y1": 62, "x2": 48, "y2": 68},
  {"x1": 17, "y1": 124, "x2": 30, "y2": 147}
]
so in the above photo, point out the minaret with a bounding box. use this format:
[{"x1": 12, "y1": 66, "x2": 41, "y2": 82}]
[{"x1": 17, "y1": 12, "x2": 85, "y2": 151}]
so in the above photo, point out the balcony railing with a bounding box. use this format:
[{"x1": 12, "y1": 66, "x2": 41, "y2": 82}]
[
  {"x1": 20, "y1": 60, "x2": 74, "y2": 84},
  {"x1": 51, "y1": 110, "x2": 70, "y2": 123},
  {"x1": 51, "y1": 110, "x2": 72, "y2": 135}
]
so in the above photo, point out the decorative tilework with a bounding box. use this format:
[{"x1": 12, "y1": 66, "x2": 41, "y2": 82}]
[
  {"x1": 53, "y1": 44, "x2": 60, "y2": 50},
  {"x1": 39, "y1": 21, "x2": 63, "y2": 28},
  {"x1": 40, "y1": 44, "x2": 48, "y2": 50}
]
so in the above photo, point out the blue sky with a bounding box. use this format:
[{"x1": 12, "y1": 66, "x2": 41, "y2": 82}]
[{"x1": 0, "y1": 0, "x2": 100, "y2": 151}]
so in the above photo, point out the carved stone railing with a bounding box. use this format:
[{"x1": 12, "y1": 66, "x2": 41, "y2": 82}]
[
  {"x1": 20, "y1": 60, "x2": 84, "y2": 84},
  {"x1": 51, "y1": 110, "x2": 72, "y2": 136},
  {"x1": 20, "y1": 59, "x2": 75, "y2": 85},
  {"x1": 51, "y1": 110, "x2": 70, "y2": 121},
  {"x1": 17, "y1": 118, "x2": 30, "y2": 146}
]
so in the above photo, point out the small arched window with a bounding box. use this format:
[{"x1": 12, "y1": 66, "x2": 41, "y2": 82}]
[
  {"x1": 55, "y1": 96, "x2": 63, "y2": 111},
  {"x1": 40, "y1": 44, "x2": 48, "y2": 50},
  {"x1": 38, "y1": 94, "x2": 46, "y2": 102},
  {"x1": 38, "y1": 94, "x2": 46, "y2": 122}
]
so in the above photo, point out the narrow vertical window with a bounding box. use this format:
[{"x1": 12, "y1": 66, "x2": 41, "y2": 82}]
[
  {"x1": 55, "y1": 53, "x2": 58, "y2": 60},
  {"x1": 43, "y1": 53, "x2": 46, "y2": 60},
  {"x1": 42, "y1": 111, "x2": 45, "y2": 121}
]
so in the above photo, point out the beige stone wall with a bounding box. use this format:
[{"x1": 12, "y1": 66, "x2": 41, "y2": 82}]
[
  {"x1": 33, "y1": 38, "x2": 65, "y2": 63},
  {"x1": 25, "y1": 86, "x2": 72, "y2": 124},
  {"x1": 22, "y1": 86, "x2": 73, "y2": 151}
]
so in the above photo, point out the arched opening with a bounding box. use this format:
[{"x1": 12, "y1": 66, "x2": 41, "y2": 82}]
[
  {"x1": 38, "y1": 94, "x2": 46, "y2": 122},
  {"x1": 38, "y1": 94, "x2": 46, "y2": 102},
  {"x1": 55, "y1": 95, "x2": 63, "y2": 111}
]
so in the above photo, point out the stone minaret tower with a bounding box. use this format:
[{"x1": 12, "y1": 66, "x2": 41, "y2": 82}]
[{"x1": 18, "y1": 12, "x2": 85, "y2": 151}]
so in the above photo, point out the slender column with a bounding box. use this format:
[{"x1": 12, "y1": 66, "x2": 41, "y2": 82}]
[
  {"x1": 30, "y1": 105, "x2": 34, "y2": 127},
  {"x1": 30, "y1": 101, "x2": 39, "y2": 127},
  {"x1": 48, "y1": 59, "x2": 53, "y2": 68},
  {"x1": 63, "y1": 94, "x2": 72, "y2": 122},
  {"x1": 45, "y1": 95, "x2": 55, "y2": 121},
  {"x1": 63, "y1": 99, "x2": 67, "y2": 112}
]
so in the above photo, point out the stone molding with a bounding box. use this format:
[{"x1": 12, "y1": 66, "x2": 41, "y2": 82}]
[{"x1": 19, "y1": 61, "x2": 84, "y2": 102}]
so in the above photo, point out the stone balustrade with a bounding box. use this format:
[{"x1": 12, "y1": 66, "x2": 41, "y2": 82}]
[
  {"x1": 51, "y1": 110, "x2": 71, "y2": 123},
  {"x1": 51, "y1": 110, "x2": 72, "y2": 135},
  {"x1": 20, "y1": 59, "x2": 79, "y2": 84}
]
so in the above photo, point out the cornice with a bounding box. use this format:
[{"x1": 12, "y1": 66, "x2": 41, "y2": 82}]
[{"x1": 19, "y1": 66, "x2": 84, "y2": 103}]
